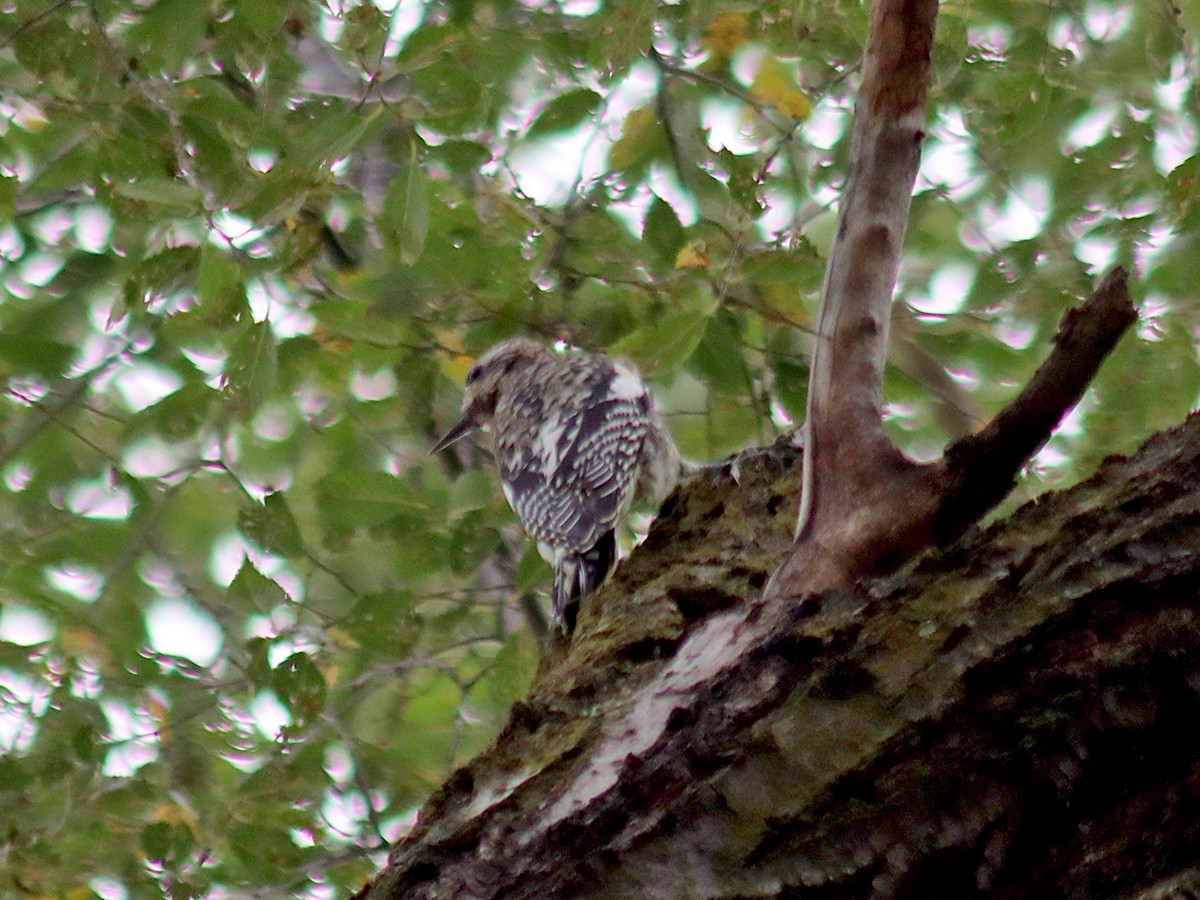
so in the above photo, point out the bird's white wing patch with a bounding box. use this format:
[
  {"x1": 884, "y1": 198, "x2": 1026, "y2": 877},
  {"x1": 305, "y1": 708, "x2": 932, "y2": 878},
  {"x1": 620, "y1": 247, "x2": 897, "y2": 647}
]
[
  {"x1": 536, "y1": 413, "x2": 568, "y2": 479},
  {"x1": 609, "y1": 363, "x2": 648, "y2": 402}
]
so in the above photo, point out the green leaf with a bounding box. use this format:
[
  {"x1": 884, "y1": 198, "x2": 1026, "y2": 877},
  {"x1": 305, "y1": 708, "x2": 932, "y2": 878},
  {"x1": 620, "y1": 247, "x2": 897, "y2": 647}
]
[
  {"x1": 343, "y1": 3, "x2": 386, "y2": 50},
  {"x1": 609, "y1": 296, "x2": 718, "y2": 376},
  {"x1": 112, "y1": 177, "x2": 203, "y2": 214},
  {"x1": 689, "y1": 310, "x2": 750, "y2": 395},
  {"x1": 292, "y1": 103, "x2": 381, "y2": 169},
  {"x1": 403, "y1": 670, "x2": 461, "y2": 730},
  {"x1": 485, "y1": 631, "x2": 537, "y2": 709},
  {"x1": 228, "y1": 821, "x2": 307, "y2": 871},
  {"x1": 768, "y1": 329, "x2": 810, "y2": 422},
  {"x1": 229, "y1": 0, "x2": 288, "y2": 36},
  {"x1": 514, "y1": 543, "x2": 550, "y2": 593},
  {"x1": 141, "y1": 821, "x2": 173, "y2": 862},
  {"x1": 644, "y1": 195, "x2": 685, "y2": 264},
  {"x1": 315, "y1": 469, "x2": 420, "y2": 534},
  {"x1": 223, "y1": 319, "x2": 278, "y2": 415},
  {"x1": 243, "y1": 178, "x2": 308, "y2": 230},
  {"x1": 608, "y1": 105, "x2": 666, "y2": 172},
  {"x1": 0, "y1": 335, "x2": 74, "y2": 378},
  {"x1": 448, "y1": 469, "x2": 494, "y2": 513},
  {"x1": 382, "y1": 162, "x2": 430, "y2": 265},
  {"x1": 740, "y1": 246, "x2": 823, "y2": 289},
  {"x1": 527, "y1": 89, "x2": 601, "y2": 139},
  {"x1": 246, "y1": 636, "x2": 273, "y2": 689},
  {"x1": 271, "y1": 652, "x2": 327, "y2": 721},
  {"x1": 198, "y1": 244, "x2": 246, "y2": 321},
  {"x1": 1166, "y1": 154, "x2": 1200, "y2": 227},
  {"x1": 343, "y1": 592, "x2": 421, "y2": 655},
  {"x1": 0, "y1": 174, "x2": 16, "y2": 221},
  {"x1": 138, "y1": 382, "x2": 219, "y2": 438},
  {"x1": 239, "y1": 492, "x2": 304, "y2": 557},
  {"x1": 137, "y1": 245, "x2": 201, "y2": 295},
  {"x1": 125, "y1": 0, "x2": 208, "y2": 72},
  {"x1": 227, "y1": 559, "x2": 289, "y2": 612},
  {"x1": 436, "y1": 139, "x2": 493, "y2": 180}
]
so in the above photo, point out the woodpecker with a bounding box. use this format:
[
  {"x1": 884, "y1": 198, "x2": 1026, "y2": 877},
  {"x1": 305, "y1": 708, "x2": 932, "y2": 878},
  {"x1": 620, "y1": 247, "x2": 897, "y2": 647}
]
[{"x1": 431, "y1": 338, "x2": 680, "y2": 632}]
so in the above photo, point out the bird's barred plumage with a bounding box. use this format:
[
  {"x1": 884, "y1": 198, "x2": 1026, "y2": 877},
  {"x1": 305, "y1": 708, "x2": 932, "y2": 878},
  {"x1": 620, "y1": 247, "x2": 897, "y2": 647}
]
[{"x1": 431, "y1": 338, "x2": 680, "y2": 632}]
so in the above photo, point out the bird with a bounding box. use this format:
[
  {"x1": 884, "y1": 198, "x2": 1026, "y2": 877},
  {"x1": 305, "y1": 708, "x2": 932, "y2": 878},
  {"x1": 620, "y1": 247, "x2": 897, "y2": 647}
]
[{"x1": 431, "y1": 338, "x2": 681, "y2": 633}]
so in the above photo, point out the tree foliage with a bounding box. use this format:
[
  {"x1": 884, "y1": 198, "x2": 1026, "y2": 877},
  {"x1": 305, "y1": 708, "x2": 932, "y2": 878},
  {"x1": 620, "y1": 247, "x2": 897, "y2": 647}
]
[{"x1": 0, "y1": 1, "x2": 1196, "y2": 897}]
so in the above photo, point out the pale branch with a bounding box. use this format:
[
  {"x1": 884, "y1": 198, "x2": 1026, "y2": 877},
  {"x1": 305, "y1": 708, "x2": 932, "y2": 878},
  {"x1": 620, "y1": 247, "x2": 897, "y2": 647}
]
[
  {"x1": 765, "y1": 0, "x2": 943, "y2": 601},
  {"x1": 795, "y1": 0, "x2": 937, "y2": 543}
]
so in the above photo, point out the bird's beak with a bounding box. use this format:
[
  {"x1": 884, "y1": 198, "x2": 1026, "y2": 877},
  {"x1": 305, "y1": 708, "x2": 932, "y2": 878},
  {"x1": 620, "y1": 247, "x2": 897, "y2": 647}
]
[{"x1": 430, "y1": 415, "x2": 477, "y2": 454}]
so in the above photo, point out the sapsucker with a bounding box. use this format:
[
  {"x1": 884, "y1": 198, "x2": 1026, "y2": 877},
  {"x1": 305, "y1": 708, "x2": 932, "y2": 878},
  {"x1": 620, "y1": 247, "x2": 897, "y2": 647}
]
[{"x1": 431, "y1": 338, "x2": 680, "y2": 633}]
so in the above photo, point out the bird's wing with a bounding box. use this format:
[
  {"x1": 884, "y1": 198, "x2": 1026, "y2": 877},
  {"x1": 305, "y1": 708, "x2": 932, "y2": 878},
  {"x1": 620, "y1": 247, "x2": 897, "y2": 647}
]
[{"x1": 495, "y1": 375, "x2": 649, "y2": 553}]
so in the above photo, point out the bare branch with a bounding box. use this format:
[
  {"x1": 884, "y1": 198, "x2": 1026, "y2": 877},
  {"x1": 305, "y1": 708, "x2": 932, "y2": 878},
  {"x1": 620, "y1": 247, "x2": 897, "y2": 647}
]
[
  {"x1": 767, "y1": 1, "x2": 1137, "y2": 604},
  {"x1": 796, "y1": 0, "x2": 937, "y2": 540},
  {"x1": 762, "y1": 0, "x2": 941, "y2": 600},
  {"x1": 937, "y1": 266, "x2": 1137, "y2": 539}
]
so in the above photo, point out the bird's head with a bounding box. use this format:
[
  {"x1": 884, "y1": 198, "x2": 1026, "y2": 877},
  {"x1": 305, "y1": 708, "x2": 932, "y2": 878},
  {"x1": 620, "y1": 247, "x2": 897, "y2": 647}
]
[{"x1": 430, "y1": 337, "x2": 550, "y2": 454}]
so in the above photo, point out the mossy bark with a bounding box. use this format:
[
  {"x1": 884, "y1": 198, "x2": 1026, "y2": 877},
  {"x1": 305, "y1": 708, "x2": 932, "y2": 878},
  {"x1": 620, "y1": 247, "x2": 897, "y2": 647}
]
[{"x1": 358, "y1": 412, "x2": 1200, "y2": 900}]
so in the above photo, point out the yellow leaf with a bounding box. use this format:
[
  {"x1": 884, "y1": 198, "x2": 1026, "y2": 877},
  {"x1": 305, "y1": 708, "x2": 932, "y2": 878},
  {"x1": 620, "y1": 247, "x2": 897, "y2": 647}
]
[
  {"x1": 609, "y1": 106, "x2": 660, "y2": 170},
  {"x1": 326, "y1": 625, "x2": 360, "y2": 650},
  {"x1": 14, "y1": 101, "x2": 48, "y2": 132},
  {"x1": 761, "y1": 283, "x2": 812, "y2": 321},
  {"x1": 435, "y1": 329, "x2": 473, "y2": 383},
  {"x1": 320, "y1": 662, "x2": 340, "y2": 688},
  {"x1": 60, "y1": 627, "x2": 109, "y2": 662},
  {"x1": 675, "y1": 240, "x2": 710, "y2": 270},
  {"x1": 154, "y1": 801, "x2": 200, "y2": 830},
  {"x1": 703, "y1": 12, "x2": 749, "y2": 60},
  {"x1": 30, "y1": 888, "x2": 96, "y2": 900},
  {"x1": 312, "y1": 323, "x2": 354, "y2": 355},
  {"x1": 750, "y1": 56, "x2": 812, "y2": 120},
  {"x1": 60, "y1": 627, "x2": 96, "y2": 654},
  {"x1": 146, "y1": 693, "x2": 171, "y2": 743}
]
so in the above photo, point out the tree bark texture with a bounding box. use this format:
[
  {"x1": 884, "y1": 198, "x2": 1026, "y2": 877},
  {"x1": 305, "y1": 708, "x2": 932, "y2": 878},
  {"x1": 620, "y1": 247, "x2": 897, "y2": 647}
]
[{"x1": 358, "y1": 410, "x2": 1200, "y2": 900}]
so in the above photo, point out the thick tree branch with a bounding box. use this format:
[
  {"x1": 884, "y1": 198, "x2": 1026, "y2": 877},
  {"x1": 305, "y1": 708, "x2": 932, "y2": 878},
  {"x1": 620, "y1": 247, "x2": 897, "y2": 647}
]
[
  {"x1": 764, "y1": 0, "x2": 942, "y2": 601},
  {"x1": 359, "y1": 411, "x2": 1200, "y2": 900}
]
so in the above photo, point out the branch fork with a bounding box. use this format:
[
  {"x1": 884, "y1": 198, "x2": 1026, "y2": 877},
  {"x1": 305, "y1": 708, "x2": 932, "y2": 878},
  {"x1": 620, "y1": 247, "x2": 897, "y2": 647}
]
[{"x1": 764, "y1": 0, "x2": 1136, "y2": 601}]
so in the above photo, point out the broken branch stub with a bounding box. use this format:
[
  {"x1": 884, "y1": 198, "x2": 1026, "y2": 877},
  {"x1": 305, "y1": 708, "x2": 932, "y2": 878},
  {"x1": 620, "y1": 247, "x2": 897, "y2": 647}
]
[{"x1": 936, "y1": 266, "x2": 1137, "y2": 540}]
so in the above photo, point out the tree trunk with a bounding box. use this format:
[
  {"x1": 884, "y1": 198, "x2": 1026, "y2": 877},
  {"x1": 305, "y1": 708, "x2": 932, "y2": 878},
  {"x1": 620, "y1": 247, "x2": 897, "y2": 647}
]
[{"x1": 356, "y1": 410, "x2": 1200, "y2": 900}]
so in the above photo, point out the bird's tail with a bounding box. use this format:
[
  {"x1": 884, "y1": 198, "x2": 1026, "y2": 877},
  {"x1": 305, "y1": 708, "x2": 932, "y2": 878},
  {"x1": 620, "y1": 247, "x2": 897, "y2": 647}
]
[{"x1": 553, "y1": 531, "x2": 617, "y2": 634}]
